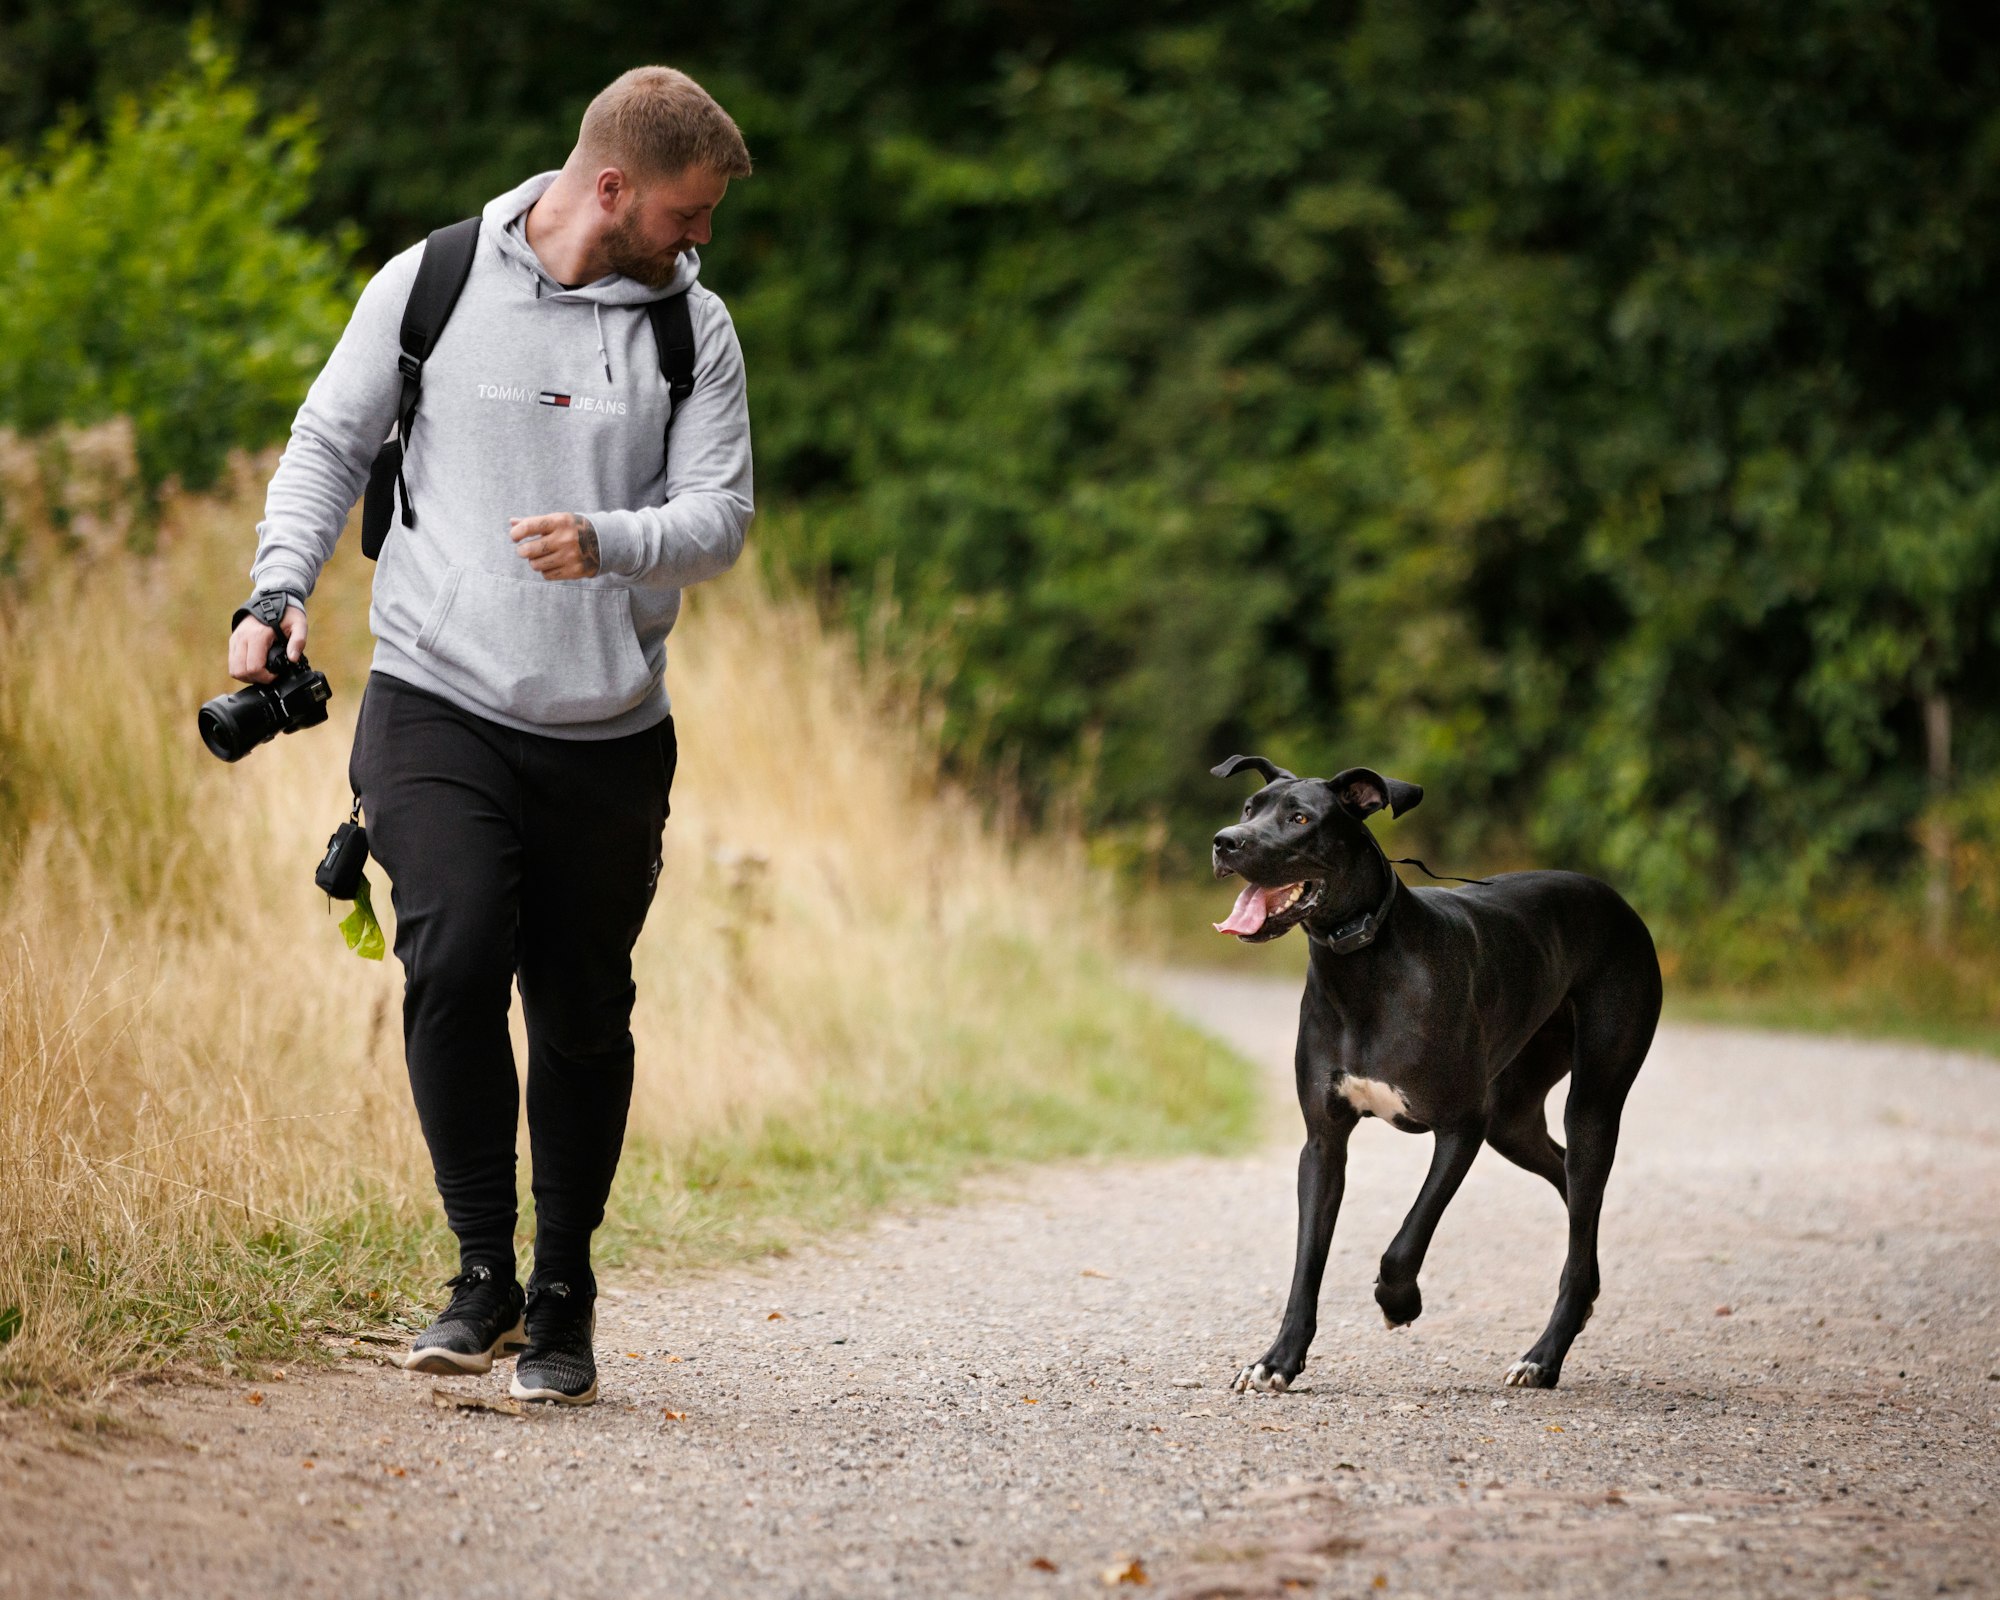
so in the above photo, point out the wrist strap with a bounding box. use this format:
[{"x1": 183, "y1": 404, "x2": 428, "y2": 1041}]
[{"x1": 232, "y1": 591, "x2": 296, "y2": 633}]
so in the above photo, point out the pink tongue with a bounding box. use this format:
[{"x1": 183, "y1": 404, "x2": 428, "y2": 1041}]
[{"x1": 1214, "y1": 882, "x2": 1292, "y2": 936}]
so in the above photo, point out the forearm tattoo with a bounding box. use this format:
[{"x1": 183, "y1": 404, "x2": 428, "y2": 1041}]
[{"x1": 576, "y1": 516, "x2": 600, "y2": 577}]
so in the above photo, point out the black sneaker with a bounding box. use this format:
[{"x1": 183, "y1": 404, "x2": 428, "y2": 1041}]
[
  {"x1": 398, "y1": 1266, "x2": 527, "y2": 1375},
  {"x1": 508, "y1": 1280, "x2": 598, "y2": 1405}
]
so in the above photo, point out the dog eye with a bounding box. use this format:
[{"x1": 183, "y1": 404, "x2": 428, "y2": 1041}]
[{"x1": 1290, "y1": 812, "x2": 1310, "y2": 826}]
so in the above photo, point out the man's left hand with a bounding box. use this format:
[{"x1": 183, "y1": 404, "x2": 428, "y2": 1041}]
[{"x1": 510, "y1": 513, "x2": 601, "y2": 580}]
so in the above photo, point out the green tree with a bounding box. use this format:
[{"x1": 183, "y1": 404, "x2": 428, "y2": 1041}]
[
  {"x1": 0, "y1": 37, "x2": 358, "y2": 493},
  {"x1": 6, "y1": 1, "x2": 1999, "y2": 931}
]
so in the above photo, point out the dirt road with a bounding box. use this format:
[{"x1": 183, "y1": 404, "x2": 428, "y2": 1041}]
[{"x1": 7, "y1": 970, "x2": 1999, "y2": 1598}]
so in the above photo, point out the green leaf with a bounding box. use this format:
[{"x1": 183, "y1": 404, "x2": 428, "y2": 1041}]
[
  {"x1": 0, "y1": 1304, "x2": 22, "y2": 1344},
  {"x1": 338, "y1": 875, "x2": 386, "y2": 961}
]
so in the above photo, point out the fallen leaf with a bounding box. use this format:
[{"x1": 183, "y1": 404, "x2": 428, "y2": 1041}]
[
  {"x1": 1100, "y1": 1557, "x2": 1149, "y2": 1586},
  {"x1": 666, "y1": 1354, "x2": 684, "y2": 1363},
  {"x1": 1714, "y1": 1305, "x2": 1733, "y2": 1317},
  {"x1": 625, "y1": 1352, "x2": 641, "y2": 1359},
  {"x1": 1372, "y1": 1576, "x2": 1389, "y2": 1590},
  {"x1": 662, "y1": 1410, "x2": 687, "y2": 1422},
  {"x1": 1604, "y1": 1489, "x2": 1626, "y2": 1505},
  {"x1": 300, "y1": 1460, "x2": 314, "y2": 1470},
  {"x1": 767, "y1": 1311, "x2": 785, "y2": 1321},
  {"x1": 1022, "y1": 1396, "x2": 1040, "y2": 1405},
  {"x1": 245, "y1": 1391, "x2": 264, "y2": 1406},
  {"x1": 1081, "y1": 1269, "x2": 1110, "y2": 1279},
  {"x1": 1030, "y1": 1557, "x2": 1058, "y2": 1572},
  {"x1": 1546, "y1": 1424, "x2": 1564, "y2": 1433},
  {"x1": 429, "y1": 1388, "x2": 523, "y2": 1418}
]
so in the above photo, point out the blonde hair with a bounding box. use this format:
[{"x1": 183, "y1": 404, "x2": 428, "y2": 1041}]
[{"x1": 577, "y1": 66, "x2": 752, "y2": 181}]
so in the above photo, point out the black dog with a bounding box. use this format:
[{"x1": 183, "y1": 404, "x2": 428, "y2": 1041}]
[{"x1": 1210, "y1": 755, "x2": 1662, "y2": 1392}]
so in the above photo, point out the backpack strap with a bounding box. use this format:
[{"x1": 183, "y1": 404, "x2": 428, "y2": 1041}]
[
  {"x1": 389, "y1": 217, "x2": 482, "y2": 527},
  {"x1": 361, "y1": 216, "x2": 480, "y2": 557},
  {"x1": 646, "y1": 291, "x2": 697, "y2": 410}
]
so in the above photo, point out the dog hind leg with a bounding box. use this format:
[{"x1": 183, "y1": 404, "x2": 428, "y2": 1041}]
[
  {"x1": 1485, "y1": 1002, "x2": 1574, "y2": 1202},
  {"x1": 1506, "y1": 965, "x2": 1660, "y2": 1389}
]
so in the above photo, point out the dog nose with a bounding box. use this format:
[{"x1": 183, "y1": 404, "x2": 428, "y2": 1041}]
[{"x1": 1213, "y1": 829, "x2": 1243, "y2": 855}]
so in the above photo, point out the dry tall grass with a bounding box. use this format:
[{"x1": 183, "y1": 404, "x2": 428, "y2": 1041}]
[{"x1": 0, "y1": 450, "x2": 1251, "y2": 1406}]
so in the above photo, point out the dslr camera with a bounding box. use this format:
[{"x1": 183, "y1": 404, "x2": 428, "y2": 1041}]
[{"x1": 198, "y1": 599, "x2": 332, "y2": 762}]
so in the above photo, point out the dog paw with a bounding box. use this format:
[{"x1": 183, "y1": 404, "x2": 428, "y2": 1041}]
[
  {"x1": 1374, "y1": 1279, "x2": 1422, "y2": 1328},
  {"x1": 1231, "y1": 1362, "x2": 1291, "y2": 1395},
  {"x1": 1503, "y1": 1360, "x2": 1557, "y2": 1389}
]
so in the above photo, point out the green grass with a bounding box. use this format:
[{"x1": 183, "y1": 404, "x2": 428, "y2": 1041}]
[
  {"x1": 594, "y1": 975, "x2": 1259, "y2": 1274},
  {"x1": 5, "y1": 970, "x2": 1255, "y2": 1414},
  {"x1": 1667, "y1": 981, "x2": 2000, "y2": 1058}
]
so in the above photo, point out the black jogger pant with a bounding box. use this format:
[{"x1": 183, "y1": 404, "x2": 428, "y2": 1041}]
[{"x1": 350, "y1": 671, "x2": 675, "y2": 1291}]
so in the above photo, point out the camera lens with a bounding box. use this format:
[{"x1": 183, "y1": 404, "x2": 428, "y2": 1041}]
[{"x1": 197, "y1": 685, "x2": 283, "y2": 762}]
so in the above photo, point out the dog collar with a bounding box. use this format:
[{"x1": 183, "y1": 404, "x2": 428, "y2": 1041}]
[{"x1": 1309, "y1": 840, "x2": 1400, "y2": 956}]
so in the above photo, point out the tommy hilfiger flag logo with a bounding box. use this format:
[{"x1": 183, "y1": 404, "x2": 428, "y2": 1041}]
[{"x1": 478, "y1": 383, "x2": 627, "y2": 415}]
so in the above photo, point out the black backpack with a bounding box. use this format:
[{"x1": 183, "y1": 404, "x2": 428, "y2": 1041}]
[{"x1": 360, "y1": 216, "x2": 697, "y2": 559}]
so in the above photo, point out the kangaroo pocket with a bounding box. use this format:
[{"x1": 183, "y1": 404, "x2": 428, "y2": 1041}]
[{"x1": 415, "y1": 563, "x2": 653, "y2": 725}]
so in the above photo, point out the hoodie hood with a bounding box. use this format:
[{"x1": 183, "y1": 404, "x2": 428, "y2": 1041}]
[{"x1": 481, "y1": 170, "x2": 701, "y2": 305}]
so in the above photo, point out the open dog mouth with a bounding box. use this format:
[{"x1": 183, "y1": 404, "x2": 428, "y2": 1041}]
[{"x1": 1212, "y1": 879, "x2": 1324, "y2": 942}]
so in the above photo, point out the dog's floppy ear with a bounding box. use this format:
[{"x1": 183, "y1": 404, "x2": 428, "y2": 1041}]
[
  {"x1": 1211, "y1": 754, "x2": 1297, "y2": 785},
  {"x1": 1328, "y1": 766, "x2": 1424, "y2": 820}
]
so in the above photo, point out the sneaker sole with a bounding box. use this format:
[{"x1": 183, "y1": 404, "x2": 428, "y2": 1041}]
[
  {"x1": 508, "y1": 1375, "x2": 599, "y2": 1406},
  {"x1": 399, "y1": 1318, "x2": 529, "y2": 1376}
]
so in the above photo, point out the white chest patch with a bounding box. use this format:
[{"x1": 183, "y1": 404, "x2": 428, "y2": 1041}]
[{"x1": 1338, "y1": 1076, "x2": 1411, "y2": 1121}]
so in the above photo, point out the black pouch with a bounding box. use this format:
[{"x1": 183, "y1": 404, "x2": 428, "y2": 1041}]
[
  {"x1": 360, "y1": 440, "x2": 401, "y2": 560},
  {"x1": 316, "y1": 804, "x2": 371, "y2": 900}
]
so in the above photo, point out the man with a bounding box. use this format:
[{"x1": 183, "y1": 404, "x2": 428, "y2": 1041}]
[{"x1": 229, "y1": 67, "x2": 754, "y2": 1405}]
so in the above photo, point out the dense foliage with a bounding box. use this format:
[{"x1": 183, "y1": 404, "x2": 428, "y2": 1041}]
[
  {"x1": 0, "y1": 41, "x2": 357, "y2": 493},
  {"x1": 7, "y1": 1, "x2": 2000, "y2": 926}
]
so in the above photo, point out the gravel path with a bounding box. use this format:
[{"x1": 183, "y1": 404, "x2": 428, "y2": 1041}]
[{"x1": 7, "y1": 969, "x2": 1999, "y2": 1598}]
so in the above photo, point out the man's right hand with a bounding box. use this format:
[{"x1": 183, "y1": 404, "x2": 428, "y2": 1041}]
[{"x1": 228, "y1": 605, "x2": 308, "y2": 684}]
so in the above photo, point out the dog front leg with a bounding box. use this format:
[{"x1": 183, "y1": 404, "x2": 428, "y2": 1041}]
[
  {"x1": 1234, "y1": 1114, "x2": 1356, "y2": 1394},
  {"x1": 1373, "y1": 1119, "x2": 1485, "y2": 1327}
]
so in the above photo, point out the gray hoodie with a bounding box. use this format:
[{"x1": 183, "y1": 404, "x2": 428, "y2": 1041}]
[{"x1": 250, "y1": 171, "x2": 753, "y2": 739}]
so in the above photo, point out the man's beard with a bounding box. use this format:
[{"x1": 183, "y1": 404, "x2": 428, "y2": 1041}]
[{"x1": 600, "y1": 209, "x2": 684, "y2": 289}]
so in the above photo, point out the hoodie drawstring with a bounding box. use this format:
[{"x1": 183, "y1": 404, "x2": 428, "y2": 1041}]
[{"x1": 592, "y1": 302, "x2": 612, "y2": 382}]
